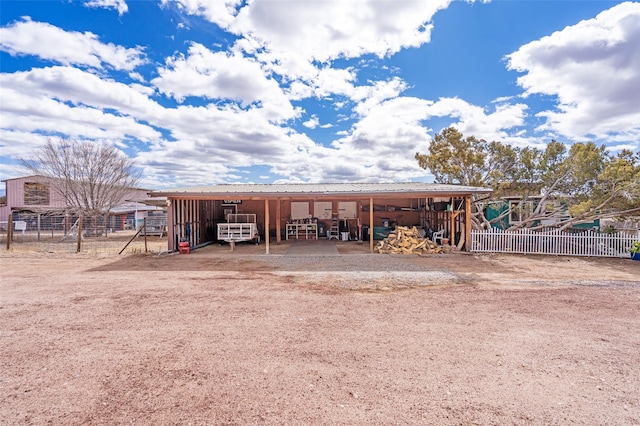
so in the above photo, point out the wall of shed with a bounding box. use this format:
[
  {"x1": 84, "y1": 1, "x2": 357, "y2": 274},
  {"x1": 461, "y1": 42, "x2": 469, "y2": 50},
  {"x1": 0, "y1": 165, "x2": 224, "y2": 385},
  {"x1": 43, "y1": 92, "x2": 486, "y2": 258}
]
[
  {"x1": 235, "y1": 198, "x2": 426, "y2": 238},
  {"x1": 169, "y1": 199, "x2": 221, "y2": 251},
  {"x1": 1, "y1": 176, "x2": 154, "y2": 224},
  {"x1": 166, "y1": 194, "x2": 474, "y2": 252}
]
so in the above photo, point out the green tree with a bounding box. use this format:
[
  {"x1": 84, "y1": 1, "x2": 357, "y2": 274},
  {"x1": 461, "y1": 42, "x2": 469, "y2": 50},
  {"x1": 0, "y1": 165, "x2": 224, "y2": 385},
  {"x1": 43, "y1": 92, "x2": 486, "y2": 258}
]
[{"x1": 416, "y1": 127, "x2": 640, "y2": 230}]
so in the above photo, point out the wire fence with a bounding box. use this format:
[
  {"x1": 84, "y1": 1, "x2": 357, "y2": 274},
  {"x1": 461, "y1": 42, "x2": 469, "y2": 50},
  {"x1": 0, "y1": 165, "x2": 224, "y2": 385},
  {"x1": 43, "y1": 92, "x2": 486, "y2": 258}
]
[{"x1": 1, "y1": 214, "x2": 168, "y2": 255}]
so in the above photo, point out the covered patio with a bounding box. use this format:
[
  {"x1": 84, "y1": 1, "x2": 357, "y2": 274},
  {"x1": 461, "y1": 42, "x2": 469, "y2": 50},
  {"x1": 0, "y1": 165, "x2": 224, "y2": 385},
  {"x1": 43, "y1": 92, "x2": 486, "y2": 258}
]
[{"x1": 149, "y1": 183, "x2": 492, "y2": 254}]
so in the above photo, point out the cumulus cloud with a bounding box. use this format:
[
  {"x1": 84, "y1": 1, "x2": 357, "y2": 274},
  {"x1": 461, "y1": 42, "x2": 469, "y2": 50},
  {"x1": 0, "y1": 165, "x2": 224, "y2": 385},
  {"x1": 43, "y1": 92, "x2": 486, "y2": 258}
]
[
  {"x1": 230, "y1": 0, "x2": 446, "y2": 62},
  {"x1": 506, "y1": 1, "x2": 640, "y2": 141},
  {"x1": 168, "y1": 0, "x2": 457, "y2": 62},
  {"x1": 0, "y1": 66, "x2": 164, "y2": 122},
  {"x1": 162, "y1": 0, "x2": 244, "y2": 29},
  {"x1": 0, "y1": 18, "x2": 145, "y2": 70},
  {"x1": 152, "y1": 43, "x2": 298, "y2": 122},
  {"x1": 0, "y1": 86, "x2": 161, "y2": 142},
  {"x1": 303, "y1": 115, "x2": 320, "y2": 129},
  {"x1": 425, "y1": 97, "x2": 529, "y2": 143},
  {"x1": 83, "y1": 0, "x2": 129, "y2": 15}
]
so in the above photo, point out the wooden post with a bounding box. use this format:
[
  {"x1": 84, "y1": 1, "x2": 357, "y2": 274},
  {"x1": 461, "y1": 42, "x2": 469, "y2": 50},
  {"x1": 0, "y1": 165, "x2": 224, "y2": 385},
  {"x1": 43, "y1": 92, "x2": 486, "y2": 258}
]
[
  {"x1": 465, "y1": 195, "x2": 472, "y2": 251},
  {"x1": 369, "y1": 197, "x2": 374, "y2": 253},
  {"x1": 276, "y1": 198, "x2": 281, "y2": 244},
  {"x1": 265, "y1": 199, "x2": 270, "y2": 254},
  {"x1": 6, "y1": 213, "x2": 13, "y2": 250},
  {"x1": 144, "y1": 217, "x2": 148, "y2": 253},
  {"x1": 450, "y1": 209, "x2": 455, "y2": 248},
  {"x1": 167, "y1": 200, "x2": 174, "y2": 252},
  {"x1": 76, "y1": 215, "x2": 83, "y2": 253},
  {"x1": 37, "y1": 213, "x2": 41, "y2": 241}
]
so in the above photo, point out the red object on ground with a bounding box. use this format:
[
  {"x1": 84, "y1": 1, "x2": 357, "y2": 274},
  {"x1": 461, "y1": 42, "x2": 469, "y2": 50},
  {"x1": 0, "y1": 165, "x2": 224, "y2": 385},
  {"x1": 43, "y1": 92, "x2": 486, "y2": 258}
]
[{"x1": 178, "y1": 241, "x2": 190, "y2": 254}]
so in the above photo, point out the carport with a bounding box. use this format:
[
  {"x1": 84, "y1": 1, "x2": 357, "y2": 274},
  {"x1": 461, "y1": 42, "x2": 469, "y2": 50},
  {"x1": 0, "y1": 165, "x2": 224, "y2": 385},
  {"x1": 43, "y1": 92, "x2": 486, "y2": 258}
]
[{"x1": 149, "y1": 183, "x2": 492, "y2": 254}]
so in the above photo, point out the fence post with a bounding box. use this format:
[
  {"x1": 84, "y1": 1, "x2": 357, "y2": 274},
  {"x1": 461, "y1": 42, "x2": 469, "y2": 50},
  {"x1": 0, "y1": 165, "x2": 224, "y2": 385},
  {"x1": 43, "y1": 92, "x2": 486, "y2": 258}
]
[
  {"x1": 144, "y1": 217, "x2": 148, "y2": 253},
  {"x1": 6, "y1": 213, "x2": 13, "y2": 250},
  {"x1": 76, "y1": 215, "x2": 83, "y2": 253}
]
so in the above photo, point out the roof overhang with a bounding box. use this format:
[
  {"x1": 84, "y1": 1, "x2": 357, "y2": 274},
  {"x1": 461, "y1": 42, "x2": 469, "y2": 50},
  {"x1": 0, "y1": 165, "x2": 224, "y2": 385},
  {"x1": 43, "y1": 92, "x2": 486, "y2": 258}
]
[
  {"x1": 125, "y1": 196, "x2": 168, "y2": 207},
  {"x1": 149, "y1": 182, "x2": 493, "y2": 200}
]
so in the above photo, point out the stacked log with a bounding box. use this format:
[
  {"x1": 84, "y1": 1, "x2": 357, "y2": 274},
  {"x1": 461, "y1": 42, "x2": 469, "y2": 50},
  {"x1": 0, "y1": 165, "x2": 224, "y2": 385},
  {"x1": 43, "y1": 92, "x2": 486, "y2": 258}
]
[{"x1": 375, "y1": 226, "x2": 442, "y2": 255}]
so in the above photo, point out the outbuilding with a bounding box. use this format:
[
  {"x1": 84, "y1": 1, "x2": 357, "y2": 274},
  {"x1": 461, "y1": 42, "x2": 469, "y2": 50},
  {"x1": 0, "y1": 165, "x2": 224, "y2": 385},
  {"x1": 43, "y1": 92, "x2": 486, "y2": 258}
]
[{"x1": 149, "y1": 182, "x2": 492, "y2": 254}]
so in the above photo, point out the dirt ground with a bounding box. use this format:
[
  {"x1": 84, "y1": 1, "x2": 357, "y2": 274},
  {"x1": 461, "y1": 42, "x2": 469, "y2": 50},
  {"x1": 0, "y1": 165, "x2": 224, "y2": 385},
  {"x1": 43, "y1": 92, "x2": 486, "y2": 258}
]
[{"x1": 1, "y1": 243, "x2": 640, "y2": 425}]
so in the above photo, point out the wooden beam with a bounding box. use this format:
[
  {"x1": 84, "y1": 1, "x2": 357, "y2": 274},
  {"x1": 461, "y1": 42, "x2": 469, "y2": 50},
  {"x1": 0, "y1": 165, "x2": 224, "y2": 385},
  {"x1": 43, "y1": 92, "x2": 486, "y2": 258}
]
[
  {"x1": 369, "y1": 197, "x2": 374, "y2": 253},
  {"x1": 76, "y1": 215, "x2": 83, "y2": 253},
  {"x1": 450, "y1": 209, "x2": 455, "y2": 248},
  {"x1": 167, "y1": 200, "x2": 174, "y2": 252},
  {"x1": 263, "y1": 199, "x2": 269, "y2": 251},
  {"x1": 276, "y1": 198, "x2": 281, "y2": 244},
  {"x1": 6, "y1": 213, "x2": 13, "y2": 250},
  {"x1": 465, "y1": 195, "x2": 472, "y2": 251}
]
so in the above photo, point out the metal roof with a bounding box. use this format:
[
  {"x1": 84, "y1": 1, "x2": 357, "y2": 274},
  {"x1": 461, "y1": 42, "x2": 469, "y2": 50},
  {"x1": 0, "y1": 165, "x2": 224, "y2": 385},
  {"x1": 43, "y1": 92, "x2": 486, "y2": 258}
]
[{"x1": 150, "y1": 182, "x2": 492, "y2": 198}]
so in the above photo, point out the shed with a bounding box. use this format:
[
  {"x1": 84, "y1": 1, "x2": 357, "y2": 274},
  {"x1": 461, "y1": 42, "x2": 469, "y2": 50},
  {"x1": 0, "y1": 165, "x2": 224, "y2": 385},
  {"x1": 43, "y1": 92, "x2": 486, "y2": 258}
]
[{"x1": 149, "y1": 182, "x2": 492, "y2": 253}]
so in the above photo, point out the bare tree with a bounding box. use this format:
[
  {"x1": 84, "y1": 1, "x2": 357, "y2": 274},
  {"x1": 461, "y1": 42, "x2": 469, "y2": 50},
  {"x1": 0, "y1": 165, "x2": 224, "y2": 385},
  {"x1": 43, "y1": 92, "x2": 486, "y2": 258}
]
[{"x1": 21, "y1": 139, "x2": 142, "y2": 218}]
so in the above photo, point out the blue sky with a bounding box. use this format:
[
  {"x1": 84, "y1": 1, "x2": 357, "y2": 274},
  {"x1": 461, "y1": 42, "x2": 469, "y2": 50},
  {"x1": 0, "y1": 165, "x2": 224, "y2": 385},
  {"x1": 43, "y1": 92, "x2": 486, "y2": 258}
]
[{"x1": 1, "y1": 0, "x2": 638, "y2": 190}]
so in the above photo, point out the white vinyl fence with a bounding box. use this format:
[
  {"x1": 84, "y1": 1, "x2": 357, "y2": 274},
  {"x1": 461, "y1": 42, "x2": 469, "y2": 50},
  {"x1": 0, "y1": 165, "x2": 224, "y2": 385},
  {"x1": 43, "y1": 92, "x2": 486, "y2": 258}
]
[{"x1": 471, "y1": 228, "x2": 639, "y2": 258}]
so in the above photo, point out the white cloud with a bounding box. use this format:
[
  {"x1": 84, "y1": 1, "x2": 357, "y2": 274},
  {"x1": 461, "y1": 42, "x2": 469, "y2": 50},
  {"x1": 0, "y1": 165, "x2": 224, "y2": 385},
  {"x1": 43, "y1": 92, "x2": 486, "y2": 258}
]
[
  {"x1": 0, "y1": 86, "x2": 160, "y2": 142},
  {"x1": 314, "y1": 94, "x2": 533, "y2": 183},
  {"x1": 167, "y1": 0, "x2": 451, "y2": 59},
  {"x1": 167, "y1": 0, "x2": 466, "y2": 85},
  {"x1": 0, "y1": 66, "x2": 164, "y2": 122},
  {"x1": 0, "y1": 129, "x2": 52, "y2": 158},
  {"x1": 0, "y1": 64, "x2": 322, "y2": 186},
  {"x1": 228, "y1": 0, "x2": 452, "y2": 62},
  {"x1": 163, "y1": 0, "x2": 243, "y2": 29},
  {"x1": 0, "y1": 18, "x2": 145, "y2": 71},
  {"x1": 303, "y1": 115, "x2": 319, "y2": 129},
  {"x1": 506, "y1": 1, "x2": 640, "y2": 141},
  {"x1": 83, "y1": 0, "x2": 129, "y2": 15},
  {"x1": 351, "y1": 77, "x2": 409, "y2": 116},
  {"x1": 425, "y1": 97, "x2": 529, "y2": 142},
  {"x1": 152, "y1": 43, "x2": 298, "y2": 122}
]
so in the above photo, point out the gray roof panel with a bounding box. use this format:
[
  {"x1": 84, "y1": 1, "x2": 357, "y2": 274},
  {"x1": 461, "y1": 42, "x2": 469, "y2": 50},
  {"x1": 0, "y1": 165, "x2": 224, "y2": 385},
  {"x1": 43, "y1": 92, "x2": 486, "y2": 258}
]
[{"x1": 150, "y1": 182, "x2": 492, "y2": 198}]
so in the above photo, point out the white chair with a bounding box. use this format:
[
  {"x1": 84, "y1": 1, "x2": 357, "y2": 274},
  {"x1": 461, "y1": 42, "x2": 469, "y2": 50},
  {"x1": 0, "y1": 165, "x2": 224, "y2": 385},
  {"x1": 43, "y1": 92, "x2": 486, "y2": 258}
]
[{"x1": 431, "y1": 230, "x2": 444, "y2": 245}]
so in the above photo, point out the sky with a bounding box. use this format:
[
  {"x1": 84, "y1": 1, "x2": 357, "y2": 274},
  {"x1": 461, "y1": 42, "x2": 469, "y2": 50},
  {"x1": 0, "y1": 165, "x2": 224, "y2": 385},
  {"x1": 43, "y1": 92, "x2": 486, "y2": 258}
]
[{"x1": 1, "y1": 0, "x2": 639, "y2": 190}]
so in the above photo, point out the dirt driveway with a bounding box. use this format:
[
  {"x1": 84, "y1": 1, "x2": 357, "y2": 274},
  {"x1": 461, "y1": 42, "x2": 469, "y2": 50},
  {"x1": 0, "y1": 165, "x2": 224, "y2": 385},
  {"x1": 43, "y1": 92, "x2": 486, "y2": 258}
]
[{"x1": 1, "y1": 246, "x2": 639, "y2": 425}]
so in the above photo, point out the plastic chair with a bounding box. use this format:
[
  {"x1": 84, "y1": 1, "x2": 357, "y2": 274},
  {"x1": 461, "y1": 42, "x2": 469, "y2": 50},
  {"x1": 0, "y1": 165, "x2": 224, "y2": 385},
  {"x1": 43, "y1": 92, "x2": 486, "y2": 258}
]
[{"x1": 431, "y1": 230, "x2": 444, "y2": 245}]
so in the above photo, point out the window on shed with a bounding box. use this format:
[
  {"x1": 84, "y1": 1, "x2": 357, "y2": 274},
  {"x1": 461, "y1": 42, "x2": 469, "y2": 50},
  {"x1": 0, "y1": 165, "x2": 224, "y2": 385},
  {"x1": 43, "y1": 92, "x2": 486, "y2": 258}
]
[{"x1": 24, "y1": 182, "x2": 50, "y2": 205}]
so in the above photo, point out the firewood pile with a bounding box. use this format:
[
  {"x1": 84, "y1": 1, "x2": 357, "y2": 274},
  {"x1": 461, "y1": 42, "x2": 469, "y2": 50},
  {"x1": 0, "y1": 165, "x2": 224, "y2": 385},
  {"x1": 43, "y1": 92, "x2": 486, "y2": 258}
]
[{"x1": 375, "y1": 226, "x2": 442, "y2": 255}]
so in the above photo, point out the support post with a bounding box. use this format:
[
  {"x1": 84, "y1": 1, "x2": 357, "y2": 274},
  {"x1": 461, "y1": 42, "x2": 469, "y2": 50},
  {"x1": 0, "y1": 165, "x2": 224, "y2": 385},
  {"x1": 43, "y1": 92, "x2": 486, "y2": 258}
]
[
  {"x1": 6, "y1": 213, "x2": 13, "y2": 250},
  {"x1": 276, "y1": 198, "x2": 281, "y2": 244},
  {"x1": 450, "y1": 209, "x2": 455, "y2": 248},
  {"x1": 76, "y1": 215, "x2": 83, "y2": 253},
  {"x1": 144, "y1": 217, "x2": 148, "y2": 253},
  {"x1": 465, "y1": 195, "x2": 472, "y2": 251},
  {"x1": 264, "y1": 199, "x2": 270, "y2": 254},
  {"x1": 167, "y1": 200, "x2": 174, "y2": 252},
  {"x1": 369, "y1": 197, "x2": 374, "y2": 253}
]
